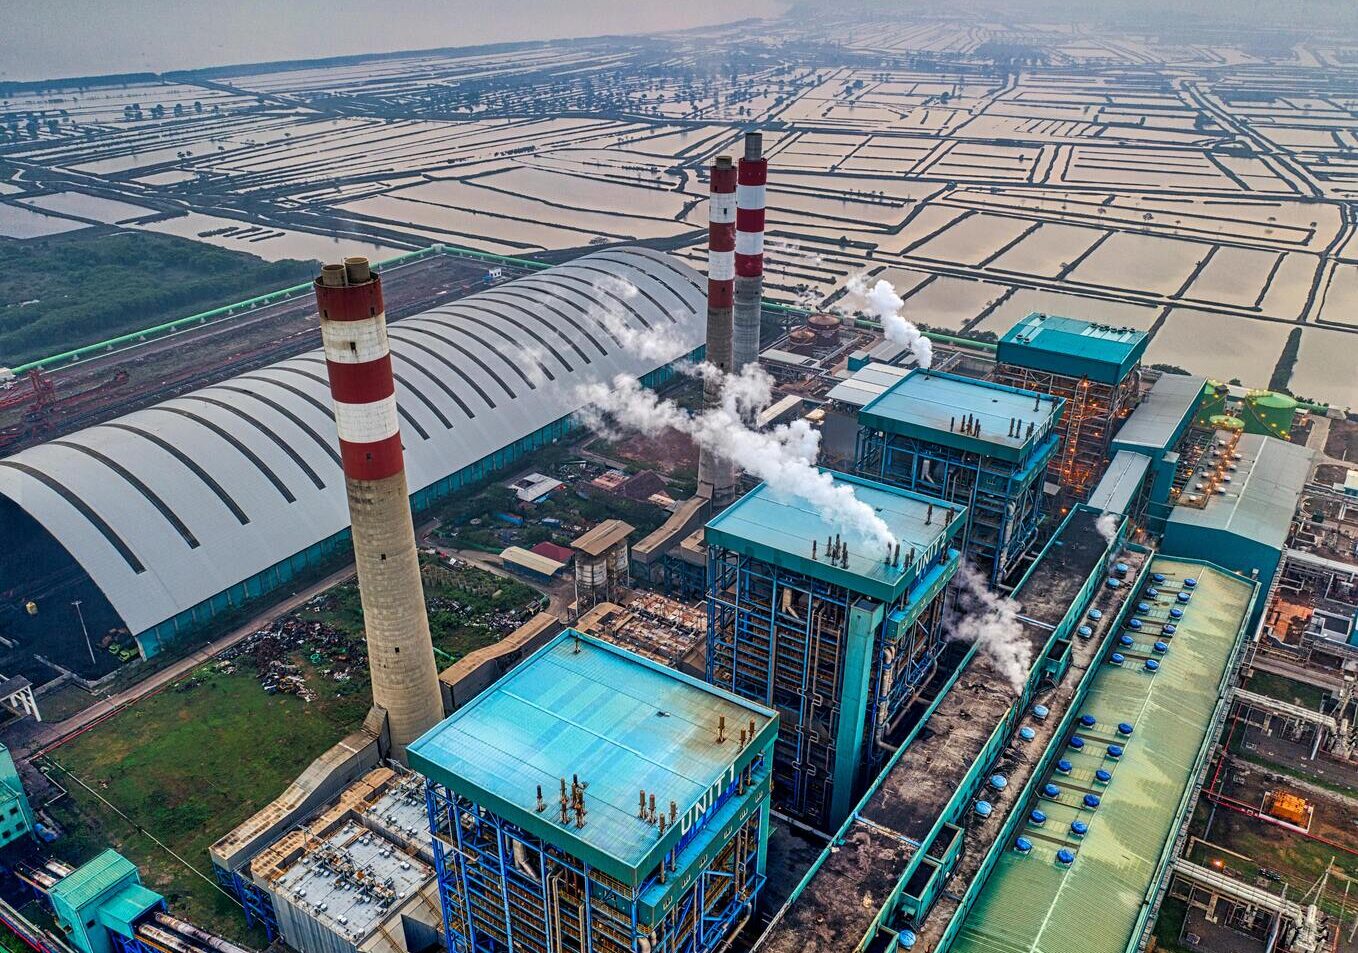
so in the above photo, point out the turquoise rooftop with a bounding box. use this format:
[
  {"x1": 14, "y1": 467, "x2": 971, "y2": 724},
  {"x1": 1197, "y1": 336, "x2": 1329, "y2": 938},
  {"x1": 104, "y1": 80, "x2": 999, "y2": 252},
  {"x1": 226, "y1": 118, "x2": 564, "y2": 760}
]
[
  {"x1": 50, "y1": 850, "x2": 140, "y2": 911},
  {"x1": 704, "y1": 471, "x2": 965, "y2": 603},
  {"x1": 859, "y1": 369, "x2": 1063, "y2": 464},
  {"x1": 999, "y1": 313, "x2": 1147, "y2": 385},
  {"x1": 408, "y1": 632, "x2": 776, "y2": 887}
]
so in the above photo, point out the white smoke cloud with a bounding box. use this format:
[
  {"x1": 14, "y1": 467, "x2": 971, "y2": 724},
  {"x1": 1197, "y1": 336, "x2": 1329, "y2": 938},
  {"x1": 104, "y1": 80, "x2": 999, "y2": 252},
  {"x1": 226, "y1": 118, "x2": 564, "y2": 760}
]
[
  {"x1": 947, "y1": 563, "x2": 1032, "y2": 692},
  {"x1": 845, "y1": 272, "x2": 934, "y2": 369},
  {"x1": 514, "y1": 341, "x2": 554, "y2": 388},
  {"x1": 591, "y1": 273, "x2": 692, "y2": 362},
  {"x1": 767, "y1": 238, "x2": 825, "y2": 269},
  {"x1": 576, "y1": 366, "x2": 896, "y2": 549},
  {"x1": 1095, "y1": 512, "x2": 1120, "y2": 544}
]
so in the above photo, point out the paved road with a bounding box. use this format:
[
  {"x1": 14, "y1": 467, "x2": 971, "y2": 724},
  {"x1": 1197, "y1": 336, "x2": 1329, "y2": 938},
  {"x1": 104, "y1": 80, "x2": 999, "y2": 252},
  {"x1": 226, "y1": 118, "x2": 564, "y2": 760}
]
[{"x1": 12, "y1": 565, "x2": 357, "y2": 760}]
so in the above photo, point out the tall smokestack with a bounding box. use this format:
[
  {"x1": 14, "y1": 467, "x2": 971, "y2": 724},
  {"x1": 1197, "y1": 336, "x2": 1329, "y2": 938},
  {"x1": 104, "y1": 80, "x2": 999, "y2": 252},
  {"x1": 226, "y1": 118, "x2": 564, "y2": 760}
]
[
  {"x1": 698, "y1": 156, "x2": 739, "y2": 507},
  {"x1": 733, "y1": 131, "x2": 766, "y2": 376},
  {"x1": 314, "y1": 257, "x2": 442, "y2": 761}
]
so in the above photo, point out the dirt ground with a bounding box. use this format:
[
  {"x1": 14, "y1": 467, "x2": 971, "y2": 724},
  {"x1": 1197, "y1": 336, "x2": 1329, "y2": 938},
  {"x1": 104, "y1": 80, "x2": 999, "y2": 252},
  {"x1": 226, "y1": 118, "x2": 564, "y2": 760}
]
[
  {"x1": 1326, "y1": 418, "x2": 1358, "y2": 463},
  {"x1": 603, "y1": 427, "x2": 699, "y2": 476}
]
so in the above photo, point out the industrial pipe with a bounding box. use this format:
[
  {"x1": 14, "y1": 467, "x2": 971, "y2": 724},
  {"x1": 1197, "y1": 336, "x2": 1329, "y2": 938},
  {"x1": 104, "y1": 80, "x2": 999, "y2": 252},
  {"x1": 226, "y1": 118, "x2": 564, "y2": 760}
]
[{"x1": 151, "y1": 915, "x2": 252, "y2": 953}]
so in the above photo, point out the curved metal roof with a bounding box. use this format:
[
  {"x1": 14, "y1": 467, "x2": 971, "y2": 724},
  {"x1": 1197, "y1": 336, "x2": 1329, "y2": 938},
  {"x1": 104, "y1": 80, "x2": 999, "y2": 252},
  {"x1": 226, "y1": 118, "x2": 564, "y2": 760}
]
[{"x1": 0, "y1": 248, "x2": 704, "y2": 635}]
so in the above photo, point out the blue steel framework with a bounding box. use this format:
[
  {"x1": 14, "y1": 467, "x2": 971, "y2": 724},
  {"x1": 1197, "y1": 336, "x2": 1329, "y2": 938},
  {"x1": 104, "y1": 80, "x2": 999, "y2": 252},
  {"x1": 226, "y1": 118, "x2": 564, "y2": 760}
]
[
  {"x1": 212, "y1": 867, "x2": 278, "y2": 940},
  {"x1": 423, "y1": 759, "x2": 769, "y2": 953},
  {"x1": 706, "y1": 542, "x2": 959, "y2": 830},
  {"x1": 135, "y1": 355, "x2": 699, "y2": 657},
  {"x1": 855, "y1": 425, "x2": 1057, "y2": 586}
]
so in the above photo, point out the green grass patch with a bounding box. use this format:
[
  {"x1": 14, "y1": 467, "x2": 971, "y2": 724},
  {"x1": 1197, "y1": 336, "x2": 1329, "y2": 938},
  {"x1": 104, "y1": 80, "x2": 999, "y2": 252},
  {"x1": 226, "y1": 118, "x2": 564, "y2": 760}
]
[
  {"x1": 1245, "y1": 670, "x2": 1327, "y2": 710},
  {"x1": 0, "y1": 229, "x2": 314, "y2": 366}
]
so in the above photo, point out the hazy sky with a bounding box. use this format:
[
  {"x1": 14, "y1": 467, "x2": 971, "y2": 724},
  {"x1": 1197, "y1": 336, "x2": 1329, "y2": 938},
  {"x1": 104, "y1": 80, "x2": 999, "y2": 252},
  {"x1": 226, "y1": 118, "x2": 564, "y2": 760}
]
[{"x1": 0, "y1": 0, "x2": 789, "y2": 82}]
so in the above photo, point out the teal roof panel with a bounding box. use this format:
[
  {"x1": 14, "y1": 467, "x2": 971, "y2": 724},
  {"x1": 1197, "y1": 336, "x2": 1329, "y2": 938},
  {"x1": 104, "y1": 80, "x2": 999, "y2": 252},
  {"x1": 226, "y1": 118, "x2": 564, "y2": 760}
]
[
  {"x1": 859, "y1": 369, "x2": 1063, "y2": 464},
  {"x1": 1168, "y1": 433, "x2": 1312, "y2": 550},
  {"x1": 998, "y1": 313, "x2": 1147, "y2": 385},
  {"x1": 408, "y1": 632, "x2": 777, "y2": 886},
  {"x1": 703, "y1": 471, "x2": 966, "y2": 602},
  {"x1": 50, "y1": 850, "x2": 139, "y2": 911}
]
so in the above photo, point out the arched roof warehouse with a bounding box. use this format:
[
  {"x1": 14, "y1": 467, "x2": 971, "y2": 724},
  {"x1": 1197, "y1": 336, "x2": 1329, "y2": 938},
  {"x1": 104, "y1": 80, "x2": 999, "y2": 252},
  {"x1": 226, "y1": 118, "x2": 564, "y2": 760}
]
[{"x1": 0, "y1": 248, "x2": 704, "y2": 641}]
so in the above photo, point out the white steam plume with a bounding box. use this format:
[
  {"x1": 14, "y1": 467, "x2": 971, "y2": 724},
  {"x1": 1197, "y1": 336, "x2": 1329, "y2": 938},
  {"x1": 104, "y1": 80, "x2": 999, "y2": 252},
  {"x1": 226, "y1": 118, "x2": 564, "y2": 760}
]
[
  {"x1": 1095, "y1": 512, "x2": 1120, "y2": 544},
  {"x1": 577, "y1": 365, "x2": 896, "y2": 549},
  {"x1": 846, "y1": 272, "x2": 934, "y2": 369},
  {"x1": 947, "y1": 564, "x2": 1032, "y2": 692},
  {"x1": 591, "y1": 274, "x2": 691, "y2": 362}
]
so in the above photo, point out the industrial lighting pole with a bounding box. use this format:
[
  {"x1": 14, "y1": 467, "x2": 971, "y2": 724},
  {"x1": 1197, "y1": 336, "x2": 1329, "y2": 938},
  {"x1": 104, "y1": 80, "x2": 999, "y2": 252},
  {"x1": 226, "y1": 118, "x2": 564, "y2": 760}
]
[{"x1": 71, "y1": 600, "x2": 95, "y2": 666}]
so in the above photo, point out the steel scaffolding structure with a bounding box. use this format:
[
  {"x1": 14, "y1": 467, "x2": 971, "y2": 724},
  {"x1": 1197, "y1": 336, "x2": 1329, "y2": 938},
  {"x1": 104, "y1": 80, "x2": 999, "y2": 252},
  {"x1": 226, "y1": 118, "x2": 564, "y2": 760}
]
[
  {"x1": 994, "y1": 364, "x2": 1139, "y2": 498},
  {"x1": 424, "y1": 764, "x2": 768, "y2": 953},
  {"x1": 855, "y1": 430, "x2": 1054, "y2": 586},
  {"x1": 705, "y1": 516, "x2": 961, "y2": 830}
]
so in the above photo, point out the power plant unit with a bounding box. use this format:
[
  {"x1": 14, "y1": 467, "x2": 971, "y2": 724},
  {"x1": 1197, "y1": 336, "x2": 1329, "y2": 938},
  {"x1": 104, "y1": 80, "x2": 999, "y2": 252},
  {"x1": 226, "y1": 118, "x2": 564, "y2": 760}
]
[
  {"x1": 995, "y1": 313, "x2": 1146, "y2": 498},
  {"x1": 704, "y1": 472, "x2": 965, "y2": 830},
  {"x1": 408, "y1": 630, "x2": 776, "y2": 953},
  {"x1": 855, "y1": 369, "x2": 1063, "y2": 585}
]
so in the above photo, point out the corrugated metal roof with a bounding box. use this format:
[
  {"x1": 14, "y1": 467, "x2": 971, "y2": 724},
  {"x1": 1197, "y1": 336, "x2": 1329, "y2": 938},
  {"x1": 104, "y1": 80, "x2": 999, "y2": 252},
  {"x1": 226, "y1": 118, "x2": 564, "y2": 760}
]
[
  {"x1": 0, "y1": 249, "x2": 704, "y2": 636},
  {"x1": 1086, "y1": 451, "x2": 1151, "y2": 516},
  {"x1": 859, "y1": 369, "x2": 1063, "y2": 464},
  {"x1": 703, "y1": 471, "x2": 965, "y2": 602},
  {"x1": 500, "y1": 546, "x2": 566, "y2": 577},
  {"x1": 571, "y1": 519, "x2": 634, "y2": 557},
  {"x1": 1113, "y1": 374, "x2": 1205, "y2": 454},
  {"x1": 50, "y1": 850, "x2": 139, "y2": 910},
  {"x1": 998, "y1": 313, "x2": 1147, "y2": 385},
  {"x1": 825, "y1": 362, "x2": 911, "y2": 408},
  {"x1": 951, "y1": 559, "x2": 1255, "y2": 953},
  {"x1": 1168, "y1": 434, "x2": 1312, "y2": 549},
  {"x1": 408, "y1": 631, "x2": 776, "y2": 885}
]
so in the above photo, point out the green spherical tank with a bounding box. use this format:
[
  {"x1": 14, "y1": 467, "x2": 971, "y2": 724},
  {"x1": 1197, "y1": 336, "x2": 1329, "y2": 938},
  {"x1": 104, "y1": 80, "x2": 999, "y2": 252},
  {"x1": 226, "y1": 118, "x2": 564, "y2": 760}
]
[
  {"x1": 1195, "y1": 379, "x2": 1228, "y2": 426},
  {"x1": 1244, "y1": 391, "x2": 1297, "y2": 439},
  {"x1": 1210, "y1": 414, "x2": 1244, "y2": 433}
]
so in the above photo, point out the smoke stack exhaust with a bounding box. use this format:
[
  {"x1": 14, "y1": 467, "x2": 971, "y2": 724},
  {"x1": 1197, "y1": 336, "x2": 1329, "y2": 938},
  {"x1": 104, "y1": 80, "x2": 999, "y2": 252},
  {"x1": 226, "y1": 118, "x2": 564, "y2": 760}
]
[
  {"x1": 698, "y1": 156, "x2": 739, "y2": 507},
  {"x1": 314, "y1": 258, "x2": 442, "y2": 761},
  {"x1": 733, "y1": 131, "x2": 766, "y2": 376}
]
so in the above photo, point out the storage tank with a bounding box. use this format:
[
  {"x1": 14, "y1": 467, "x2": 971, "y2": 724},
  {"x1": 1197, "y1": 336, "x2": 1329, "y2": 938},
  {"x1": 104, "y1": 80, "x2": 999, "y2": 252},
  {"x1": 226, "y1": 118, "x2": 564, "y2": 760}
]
[
  {"x1": 1195, "y1": 379, "x2": 1228, "y2": 427},
  {"x1": 1244, "y1": 390, "x2": 1297, "y2": 439},
  {"x1": 1209, "y1": 414, "x2": 1244, "y2": 433},
  {"x1": 787, "y1": 327, "x2": 818, "y2": 355},
  {"x1": 807, "y1": 312, "x2": 841, "y2": 345}
]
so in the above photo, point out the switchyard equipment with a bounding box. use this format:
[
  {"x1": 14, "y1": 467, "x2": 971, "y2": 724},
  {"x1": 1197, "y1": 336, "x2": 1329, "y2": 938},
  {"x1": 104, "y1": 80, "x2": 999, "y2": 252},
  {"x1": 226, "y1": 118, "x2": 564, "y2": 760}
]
[
  {"x1": 0, "y1": 248, "x2": 704, "y2": 667},
  {"x1": 855, "y1": 369, "x2": 1063, "y2": 585},
  {"x1": 408, "y1": 631, "x2": 777, "y2": 953},
  {"x1": 704, "y1": 471, "x2": 966, "y2": 830},
  {"x1": 754, "y1": 506, "x2": 1136, "y2": 953},
  {"x1": 996, "y1": 313, "x2": 1147, "y2": 498}
]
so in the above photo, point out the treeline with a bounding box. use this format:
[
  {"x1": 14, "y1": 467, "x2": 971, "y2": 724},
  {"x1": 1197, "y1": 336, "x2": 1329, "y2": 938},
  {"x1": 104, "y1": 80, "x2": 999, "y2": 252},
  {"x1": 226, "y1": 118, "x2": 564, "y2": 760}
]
[{"x1": 0, "y1": 230, "x2": 315, "y2": 366}]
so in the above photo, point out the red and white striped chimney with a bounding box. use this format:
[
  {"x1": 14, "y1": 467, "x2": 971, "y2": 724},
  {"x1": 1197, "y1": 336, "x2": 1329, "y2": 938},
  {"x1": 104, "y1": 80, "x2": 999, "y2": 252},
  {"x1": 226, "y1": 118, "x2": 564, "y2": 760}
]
[
  {"x1": 697, "y1": 156, "x2": 739, "y2": 507},
  {"x1": 733, "y1": 131, "x2": 766, "y2": 374},
  {"x1": 315, "y1": 258, "x2": 442, "y2": 761}
]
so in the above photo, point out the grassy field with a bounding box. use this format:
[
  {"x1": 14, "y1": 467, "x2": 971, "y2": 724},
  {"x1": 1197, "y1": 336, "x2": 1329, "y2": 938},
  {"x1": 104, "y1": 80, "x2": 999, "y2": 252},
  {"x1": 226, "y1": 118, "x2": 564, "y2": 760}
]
[
  {"x1": 1245, "y1": 670, "x2": 1328, "y2": 710},
  {"x1": 33, "y1": 561, "x2": 535, "y2": 943}
]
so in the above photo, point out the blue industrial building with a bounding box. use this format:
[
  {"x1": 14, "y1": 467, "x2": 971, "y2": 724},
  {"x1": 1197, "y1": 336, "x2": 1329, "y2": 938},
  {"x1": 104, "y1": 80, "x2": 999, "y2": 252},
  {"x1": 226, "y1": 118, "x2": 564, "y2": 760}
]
[
  {"x1": 855, "y1": 369, "x2": 1063, "y2": 584},
  {"x1": 996, "y1": 314, "x2": 1146, "y2": 497},
  {"x1": 0, "y1": 249, "x2": 705, "y2": 667},
  {"x1": 409, "y1": 630, "x2": 776, "y2": 953},
  {"x1": 704, "y1": 471, "x2": 965, "y2": 829}
]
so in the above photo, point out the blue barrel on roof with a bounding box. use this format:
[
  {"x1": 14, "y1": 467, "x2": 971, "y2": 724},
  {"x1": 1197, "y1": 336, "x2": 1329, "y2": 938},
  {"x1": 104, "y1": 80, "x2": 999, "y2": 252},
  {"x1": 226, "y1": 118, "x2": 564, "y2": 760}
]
[
  {"x1": 974, "y1": 800, "x2": 992, "y2": 818},
  {"x1": 1110, "y1": 653, "x2": 1125, "y2": 665},
  {"x1": 1030, "y1": 809, "x2": 1047, "y2": 826},
  {"x1": 1128, "y1": 618, "x2": 1143, "y2": 631},
  {"x1": 1083, "y1": 794, "x2": 1102, "y2": 808},
  {"x1": 1118, "y1": 722, "x2": 1134, "y2": 736},
  {"x1": 1043, "y1": 783, "x2": 1061, "y2": 798},
  {"x1": 1015, "y1": 837, "x2": 1033, "y2": 854},
  {"x1": 1107, "y1": 578, "x2": 1121, "y2": 589},
  {"x1": 1057, "y1": 759, "x2": 1072, "y2": 774},
  {"x1": 1115, "y1": 562, "x2": 1129, "y2": 576},
  {"x1": 1095, "y1": 769, "x2": 1112, "y2": 783},
  {"x1": 1069, "y1": 737, "x2": 1085, "y2": 751},
  {"x1": 1145, "y1": 658, "x2": 1161, "y2": 672},
  {"x1": 1019, "y1": 726, "x2": 1036, "y2": 741},
  {"x1": 1057, "y1": 848, "x2": 1076, "y2": 865},
  {"x1": 1080, "y1": 714, "x2": 1097, "y2": 728},
  {"x1": 1032, "y1": 704, "x2": 1050, "y2": 720},
  {"x1": 1184, "y1": 577, "x2": 1197, "y2": 588},
  {"x1": 1071, "y1": 820, "x2": 1089, "y2": 837},
  {"x1": 1152, "y1": 572, "x2": 1165, "y2": 583},
  {"x1": 1088, "y1": 608, "x2": 1103, "y2": 621},
  {"x1": 1169, "y1": 607, "x2": 1184, "y2": 619},
  {"x1": 1154, "y1": 641, "x2": 1169, "y2": 653},
  {"x1": 1145, "y1": 587, "x2": 1159, "y2": 598},
  {"x1": 990, "y1": 774, "x2": 1008, "y2": 791},
  {"x1": 1078, "y1": 625, "x2": 1093, "y2": 639},
  {"x1": 1108, "y1": 744, "x2": 1125, "y2": 758},
  {"x1": 1136, "y1": 602, "x2": 1151, "y2": 614},
  {"x1": 1178, "y1": 591, "x2": 1192, "y2": 603},
  {"x1": 1164, "y1": 623, "x2": 1177, "y2": 635},
  {"x1": 1119, "y1": 634, "x2": 1135, "y2": 646}
]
